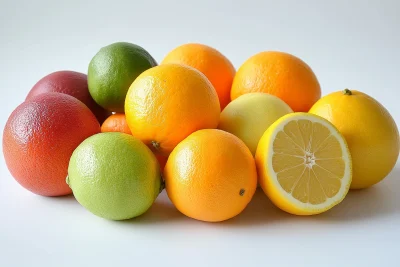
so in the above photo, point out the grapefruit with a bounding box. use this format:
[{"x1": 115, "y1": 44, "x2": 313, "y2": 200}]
[
  {"x1": 3, "y1": 93, "x2": 100, "y2": 196},
  {"x1": 26, "y1": 70, "x2": 110, "y2": 123}
]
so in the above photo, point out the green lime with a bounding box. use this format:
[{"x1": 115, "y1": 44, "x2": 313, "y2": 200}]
[
  {"x1": 67, "y1": 132, "x2": 162, "y2": 220},
  {"x1": 88, "y1": 42, "x2": 157, "y2": 112}
]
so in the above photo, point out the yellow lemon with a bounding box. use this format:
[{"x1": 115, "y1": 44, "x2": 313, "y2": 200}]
[
  {"x1": 255, "y1": 113, "x2": 352, "y2": 215},
  {"x1": 218, "y1": 93, "x2": 293, "y2": 155},
  {"x1": 309, "y1": 89, "x2": 399, "y2": 189}
]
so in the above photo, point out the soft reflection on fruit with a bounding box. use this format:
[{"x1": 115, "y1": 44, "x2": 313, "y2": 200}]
[
  {"x1": 231, "y1": 51, "x2": 321, "y2": 112},
  {"x1": 164, "y1": 129, "x2": 257, "y2": 222},
  {"x1": 26, "y1": 70, "x2": 110, "y2": 123},
  {"x1": 3, "y1": 93, "x2": 100, "y2": 196},
  {"x1": 219, "y1": 93, "x2": 293, "y2": 155},
  {"x1": 162, "y1": 43, "x2": 235, "y2": 110},
  {"x1": 310, "y1": 89, "x2": 399, "y2": 189},
  {"x1": 125, "y1": 64, "x2": 220, "y2": 155},
  {"x1": 88, "y1": 42, "x2": 157, "y2": 113}
]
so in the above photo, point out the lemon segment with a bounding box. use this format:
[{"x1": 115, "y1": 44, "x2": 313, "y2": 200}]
[{"x1": 255, "y1": 113, "x2": 352, "y2": 215}]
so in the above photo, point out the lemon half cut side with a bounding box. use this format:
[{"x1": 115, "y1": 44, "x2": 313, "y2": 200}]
[{"x1": 255, "y1": 113, "x2": 352, "y2": 215}]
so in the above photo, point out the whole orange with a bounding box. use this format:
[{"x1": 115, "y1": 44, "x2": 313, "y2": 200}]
[
  {"x1": 101, "y1": 113, "x2": 131, "y2": 134},
  {"x1": 164, "y1": 129, "x2": 257, "y2": 222},
  {"x1": 125, "y1": 64, "x2": 220, "y2": 155},
  {"x1": 161, "y1": 43, "x2": 235, "y2": 109},
  {"x1": 231, "y1": 51, "x2": 321, "y2": 112},
  {"x1": 3, "y1": 93, "x2": 100, "y2": 196}
]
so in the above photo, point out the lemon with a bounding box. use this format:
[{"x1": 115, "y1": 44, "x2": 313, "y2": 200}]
[
  {"x1": 218, "y1": 93, "x2": 293, "y2": 155},
  {"x1": 255, "y1": 113, "x2": 352, "y2": 215},
  {"x1": 309, "y1": 89, "x2": 399, "y2": 189}
]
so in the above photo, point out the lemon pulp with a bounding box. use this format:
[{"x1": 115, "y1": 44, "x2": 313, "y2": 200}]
[{"x1": 256, "y1": 113, "x2": 352, "y2": 215}]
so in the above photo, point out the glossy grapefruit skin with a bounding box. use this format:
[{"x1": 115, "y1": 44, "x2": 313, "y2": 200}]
[
  {"x1": 26, "y1": 71, "x2": 110, "y2": 123},
  {"x1": 3, "y1": 93, "x2": 101, "y2": 196}
]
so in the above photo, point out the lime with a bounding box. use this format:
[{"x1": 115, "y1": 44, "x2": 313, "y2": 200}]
[
  {"x1": 88, "y1": 42, "x2": 157, "y2": 112},
  {"x1": 67, "y1": 132, "x2": 162, "y2": 220}
]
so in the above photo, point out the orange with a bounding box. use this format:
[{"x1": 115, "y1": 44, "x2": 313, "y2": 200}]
[
  {"x1": 100, "y1": 113, "x2": 168, "y2": 171},
  {"x1": 164, "y1": 129, "x2": 257, "y2": 222},
  {"x1": 3, "y1": 93, "x2": 100, "y2": 196},
  {"x1": 231, "y1": 51, "x2": 321, "y2": 112},
  {"x1": 161, "y1": 43, "x2": 235, "y2": 109},
  {"x1": 101, "y1": 113, "x2": 131, "y2": 134},
  {"x1": 125, "y1": 64, "x2": 220, "y2": 155}
]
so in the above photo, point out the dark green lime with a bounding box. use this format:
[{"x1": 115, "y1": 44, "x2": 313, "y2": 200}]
[{"x1": 88, "y1": 42, "x2": 157, "y2": 112}]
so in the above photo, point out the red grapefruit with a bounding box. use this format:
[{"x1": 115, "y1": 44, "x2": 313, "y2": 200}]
[
  {"x1": 26, "y1": 71, "x2": 111, "y2": 123},
  {"x1": 3, "y1": 93, "x2": 101, "y2": 196}
]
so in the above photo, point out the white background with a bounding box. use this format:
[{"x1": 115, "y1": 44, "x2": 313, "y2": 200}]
[{"x1": 1, "y1": 0, "x2": 399, "y2": 266}]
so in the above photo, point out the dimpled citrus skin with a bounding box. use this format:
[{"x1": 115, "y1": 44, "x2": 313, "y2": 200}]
[
  {"x1": 218, "y1": 93, "x2": 293, "y2": 155},
  {"x1": 125, "y1": 64, "x2": 220, "y2": 155},
  {"x1": 101, "y1": 113, "x2": 131, "y2": 134},
  {"x1": 100, "y1": 114, "x2": 167, "y2": 171},
  {"x1": 231, "y1": 51, "x2": 321, "y2": 112},
  {"x1": 88, "y1": 42, "x2": 157, "y2": 112},
  {"x1": 164, "y1": 129, "x2": 257, "y2": 222},
  {"x1": 67, "y1": 133, "x2": 162, "y2": 220},
  {"x1": 161, "y1": 43, "x2": 236, "y2": 109},
  {"x1": 309, "y1": 90, "x2": 400, "y2": 189},
  {"x1": 3, "y1": 93, "x2": 100, "y2": 196},
  {"x1": 26, "y1": 70, "x2": 110, "y2": 123}
]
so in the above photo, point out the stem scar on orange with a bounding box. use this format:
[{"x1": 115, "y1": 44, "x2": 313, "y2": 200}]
[
  {"x1": 125, "y1": 64, "x2": 220, "y2": 156},
  {"x1": 100, "y1": 113, "x2": 168, "y2": 171}
]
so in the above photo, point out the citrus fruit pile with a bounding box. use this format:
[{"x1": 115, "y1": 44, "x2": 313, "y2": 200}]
[{"x1": 3, "y1": 42, "x2": 399, "y2": 222}]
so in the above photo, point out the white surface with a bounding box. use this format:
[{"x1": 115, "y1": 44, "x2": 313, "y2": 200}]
[{"x1": 1, "y1": 0, "x2": 399, "y2": 266}]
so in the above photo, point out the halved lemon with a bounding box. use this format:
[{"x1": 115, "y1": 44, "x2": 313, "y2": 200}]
[{"x1": 255, "y1": 113, "x2": 352, "y2": 215}]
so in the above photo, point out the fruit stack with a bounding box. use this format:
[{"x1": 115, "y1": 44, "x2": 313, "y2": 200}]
[{"x1": 3, "y1": 42, "x2": 399, "y2": 222}]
